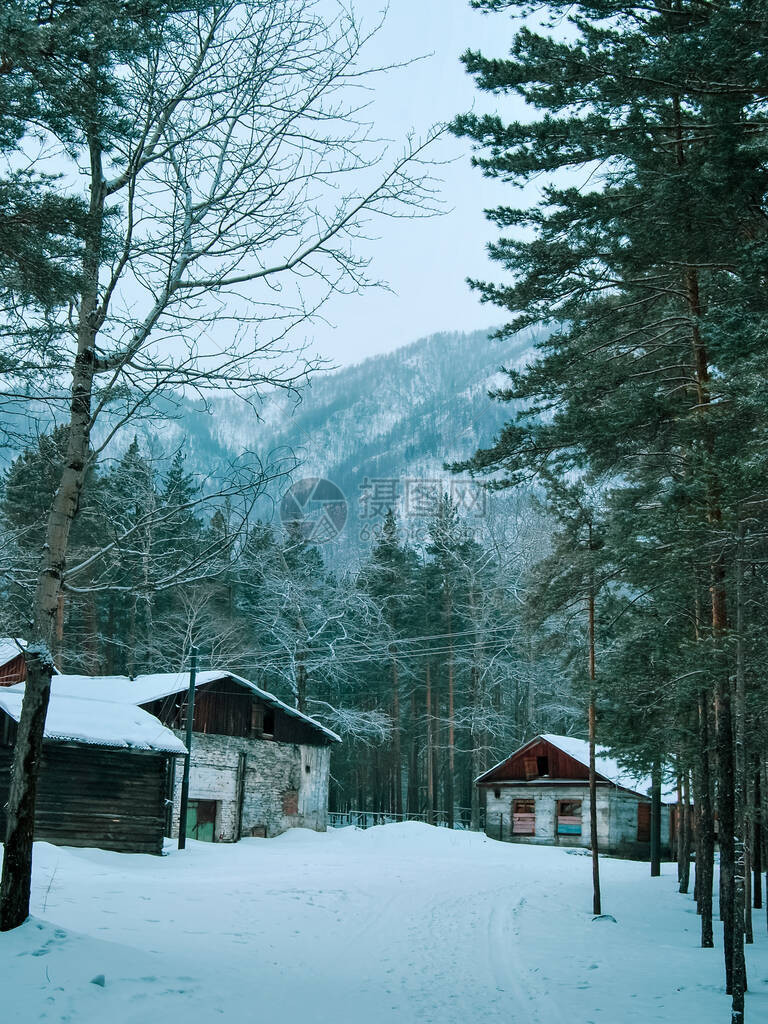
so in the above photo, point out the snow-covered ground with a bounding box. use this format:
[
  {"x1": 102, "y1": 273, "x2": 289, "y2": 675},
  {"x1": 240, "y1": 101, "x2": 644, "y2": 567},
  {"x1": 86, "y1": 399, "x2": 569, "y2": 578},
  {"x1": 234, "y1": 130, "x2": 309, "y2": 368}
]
[{"x1": 3, "y1": 823, "x2": 767, "y2": 1023}]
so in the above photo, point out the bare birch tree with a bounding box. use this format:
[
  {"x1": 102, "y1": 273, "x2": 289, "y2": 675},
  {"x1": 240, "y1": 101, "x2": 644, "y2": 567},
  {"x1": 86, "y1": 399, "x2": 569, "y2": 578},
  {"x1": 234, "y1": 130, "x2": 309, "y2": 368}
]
[{"x1": 0, "y1": 0, "x2": 440, "y2": 929}]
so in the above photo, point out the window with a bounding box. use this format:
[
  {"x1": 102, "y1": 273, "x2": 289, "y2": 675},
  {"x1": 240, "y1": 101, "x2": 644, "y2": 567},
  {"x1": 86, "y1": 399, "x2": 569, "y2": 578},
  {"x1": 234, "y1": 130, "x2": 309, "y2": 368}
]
[
  {"x1": 263, "y1": 709, "x2": 275, "y2": 736},
  {"x1": 536, "y1": 755, "x2": 549, "y2": 777},
  {"x1": 557, "y1": 799, "x2": 582, "y2": 836},
  {"x1": 250, "y1": 703, "x2": 264, "y2": 737},
  {"x1": 493, "y1": 787, "x2": 501, "y2": 799},
  {"x1": 305, "y1": 764, "x2": 311, "y2": 774},
  {"x1": 513, "y1": 799, "x2": 536, "y2": 835},
  {"x1": 282, "y1": 789, "x2": 299, "y2": 815},
  {"x1": 637, "y1": 802, "x2": 651, "y2": 842}
]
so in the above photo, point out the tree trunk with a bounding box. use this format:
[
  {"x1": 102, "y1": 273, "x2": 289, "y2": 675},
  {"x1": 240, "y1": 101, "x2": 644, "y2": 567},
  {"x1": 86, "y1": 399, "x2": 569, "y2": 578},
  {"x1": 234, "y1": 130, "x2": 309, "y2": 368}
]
[
  {"x1": 717, "y1": 662, "x2": 736, "y2": 993},
  {"x1": 674, "y1": 774, "x2": 682, "y2": 870},
  {"x1": 407, "y1": 688, "x2": 419, "y2": 817},
  {"x1": 754, "y1": 770, "x2": 763, "y2": 912},
  {"x1": 0, "y1": 650, "x2": 56, "y2": 929},
  {"x1": 695, "y1": 691, "x2": 715, "y2": 947},
  {"x1": 745, "y1": 769, "x2": 754, "y2": 944},
  {"x1": 128, "y1": 594, "x2": 138, "y2": 677},
  {"x1": 588, "y1": 689, "x2": 601, "y2": 914},
  {"x1": 745, "y1": 840, "x2": 753, "y2": 946},
  {"x1": 391, "y1": 653, "x2": 402, "y2": 817},
  {"x1": 469, "y1": 584, "x2": 483, "y2": 832},
  {"x1": 433, "y1": 675, "x2": 442, "y2": 822},
  {"x1": 650, "y1": 762, "x2": 662, "y2": 878},
  {"x1": 106, "y1": 596, "x2": 117, "y2": 674},
  {"x1": 84, "y1": 594, "x2": 100, "y2": 674},
  {"x1": 689, "y1": 249, "x2": 736, "y2": 990},
  {"x1": 470, "y1": 662, "x2": 482, "y2": 831},
  {"x1": 445, "y1": 608, "x2": 455, "y2": 830},
  {"x1": 54, "y1": 593, "x2": 65, "y2": 669},
  {"x1": 425, "y1": 661, "x2": 435, "y2": 825},
  {"x1": 693, "y1": 775, "x2": 701, "y2": 906},
  {"x1": 730, "y1": 523, "x2": 747, "y2": 1019},
  {"x1": 679, "y1": 168, "x2": 736, "y2": 962},
  {"x1": 679, "y1": 770, "x2": 692, "y2": 894},
  {"x1": 587, "y1": 525, "x2": 601, "y2": 915},
  {"x1": 296, "y1": 658, "x2": 307, "y2": 714},
  {"x1": 714, "y1": 605, "x2": 736, "y2": 992},
  {"x1": 0, "y1": 108, "x2": 105, "y2": 928}
]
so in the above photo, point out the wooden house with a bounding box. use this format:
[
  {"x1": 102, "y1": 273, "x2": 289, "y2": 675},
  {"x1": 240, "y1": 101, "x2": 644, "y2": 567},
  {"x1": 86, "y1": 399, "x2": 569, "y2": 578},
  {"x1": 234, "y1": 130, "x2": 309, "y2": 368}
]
[
  {"x1": 476, "y1": 734, "x2": 675, "y2": 859},
  {"x1": 0, "y1": 689, "x2": 186, "y2": 854},
  {"x1": 0, "y1": 638, "x2": 27, "y2": 685},
  {"x1": 20, "y1": 670, "x2": 342, "y2": 842}
]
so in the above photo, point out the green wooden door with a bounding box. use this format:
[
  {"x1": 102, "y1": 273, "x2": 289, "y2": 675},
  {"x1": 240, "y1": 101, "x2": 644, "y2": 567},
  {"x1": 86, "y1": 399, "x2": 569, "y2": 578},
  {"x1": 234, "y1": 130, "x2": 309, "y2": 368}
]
[{"x1": 185, "y1": 799, "x2": 216, "y2": 842}]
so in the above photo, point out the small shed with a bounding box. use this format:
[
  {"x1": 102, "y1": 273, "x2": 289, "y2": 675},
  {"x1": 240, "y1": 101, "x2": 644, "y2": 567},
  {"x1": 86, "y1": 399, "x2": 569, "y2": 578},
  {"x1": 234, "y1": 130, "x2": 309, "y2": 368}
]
[
  {"x1": 21, "y1": 670, "x2": 342, "y2": 842},
  {"x1": 0, "y1": 689, "x2": 186, "y2": 854},
  {"x1": 477, "y1": 733, "x2": 675, "y2": 859},
  {"x1": 0, "y1": 638, "x2": 27, "y2": 685}
]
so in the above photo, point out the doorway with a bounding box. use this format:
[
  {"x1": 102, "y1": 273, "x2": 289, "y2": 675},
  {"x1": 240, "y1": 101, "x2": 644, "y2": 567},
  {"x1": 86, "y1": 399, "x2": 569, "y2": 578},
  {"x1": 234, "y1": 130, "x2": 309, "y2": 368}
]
[{"x1": 185, "y1": 799, "x2": 217, "y2": 842}]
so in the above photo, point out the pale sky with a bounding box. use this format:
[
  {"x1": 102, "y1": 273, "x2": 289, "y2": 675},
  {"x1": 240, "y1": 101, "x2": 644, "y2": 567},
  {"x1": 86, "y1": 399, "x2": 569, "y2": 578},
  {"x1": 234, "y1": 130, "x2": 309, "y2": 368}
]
[{"x1": 304, "y1": 0, "x2": 530, "y2": 366}]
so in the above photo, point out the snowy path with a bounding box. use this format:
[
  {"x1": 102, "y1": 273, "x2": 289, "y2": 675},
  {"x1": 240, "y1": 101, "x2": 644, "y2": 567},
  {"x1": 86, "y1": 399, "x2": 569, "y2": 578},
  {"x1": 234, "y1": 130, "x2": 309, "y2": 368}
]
[{"x1": 3, "y1": 822, "x2": 767, "y2": 1023}]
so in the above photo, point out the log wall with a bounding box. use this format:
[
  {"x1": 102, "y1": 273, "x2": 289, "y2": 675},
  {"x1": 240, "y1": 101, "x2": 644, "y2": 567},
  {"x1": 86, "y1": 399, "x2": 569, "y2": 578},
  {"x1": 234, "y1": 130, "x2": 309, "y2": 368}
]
[{"x1": 0, "y1": 741, "x2": 170, "y2": 855}]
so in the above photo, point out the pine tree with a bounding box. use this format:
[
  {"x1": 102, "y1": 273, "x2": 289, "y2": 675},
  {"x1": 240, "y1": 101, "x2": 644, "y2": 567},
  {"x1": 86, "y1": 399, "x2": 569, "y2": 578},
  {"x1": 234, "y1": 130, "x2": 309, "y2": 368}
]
[
  {"x1": 358, "y1": 509, "x2": 419, "y2": 817},
  {"x1": 452, "y1": 1, "x2": 768, "y2": 1004},
  {"x1": 99, "y1": 438, "x2": 158, "y2": 675},
  {"x1": 0, "y1": 427, "x2": 102, "y2": 666},
  {"x1": 152, "y1": 449, "x2": 204, "y2": 649},
  {"x1": 523, "y1": 478, "x2": 609, "y2": 913}
]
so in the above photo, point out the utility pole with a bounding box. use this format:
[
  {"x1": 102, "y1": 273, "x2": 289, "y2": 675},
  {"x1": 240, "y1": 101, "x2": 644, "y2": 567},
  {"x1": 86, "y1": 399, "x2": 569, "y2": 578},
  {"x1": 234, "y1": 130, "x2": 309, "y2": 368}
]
[
  {"x1": 588, "y1": 522, "x2": 602, "y2": 916},
  {"x1": 178, "y1": 646, "x2": 198, "y2": 850}
]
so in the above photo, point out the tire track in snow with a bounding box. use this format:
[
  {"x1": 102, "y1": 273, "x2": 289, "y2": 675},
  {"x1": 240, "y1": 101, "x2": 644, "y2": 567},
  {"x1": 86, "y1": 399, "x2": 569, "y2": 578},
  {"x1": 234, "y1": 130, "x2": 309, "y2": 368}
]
[{"x1": 486, "y1": 887, "x2": 569, "y2": 1024}]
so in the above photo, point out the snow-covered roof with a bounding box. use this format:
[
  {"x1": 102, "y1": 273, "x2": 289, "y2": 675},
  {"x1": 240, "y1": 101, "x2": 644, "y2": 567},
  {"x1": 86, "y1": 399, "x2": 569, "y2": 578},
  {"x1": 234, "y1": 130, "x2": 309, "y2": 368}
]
[
  {"x1": 0, "y1": 637, "x2": 26, "y2": 668},
  {"x1": 0, "y1": 690, "x2": 187, "y2": 754},
  {"x1": 540, "y1": 734, "x2": 677, "y2": 801},
  {"x1": 478, "y1": 733, "x2": 676, "y2": 803},
  {"x1": 10, "y1": 669, "x2": 341, "y2": 743}
]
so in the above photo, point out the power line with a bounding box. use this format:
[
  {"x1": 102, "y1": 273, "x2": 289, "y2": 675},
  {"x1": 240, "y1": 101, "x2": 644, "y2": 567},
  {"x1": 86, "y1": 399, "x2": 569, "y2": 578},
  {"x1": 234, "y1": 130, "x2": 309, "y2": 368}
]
[
  {"x1": 233, "y1": 620, "x2": 522, "y2": 661},
  {"x1": 126, "y1": 633, "x2": 524, "y2": 676},
  {"x1": 216, "y1": 637, "x2": 521, "y2": 673}
]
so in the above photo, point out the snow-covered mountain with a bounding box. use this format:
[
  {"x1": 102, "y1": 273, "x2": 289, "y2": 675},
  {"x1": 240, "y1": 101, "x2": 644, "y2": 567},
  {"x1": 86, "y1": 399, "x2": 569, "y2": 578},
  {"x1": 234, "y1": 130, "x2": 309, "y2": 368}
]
[
  {"x1": 220, "y1": 327, "x2": 531, "y2": 468},
  {"x1": 2, "y1": 325, "x2": 541, "y2": 561},
  {"x1": 160, "y1": 325, "x2": 540, "y2": 558}
]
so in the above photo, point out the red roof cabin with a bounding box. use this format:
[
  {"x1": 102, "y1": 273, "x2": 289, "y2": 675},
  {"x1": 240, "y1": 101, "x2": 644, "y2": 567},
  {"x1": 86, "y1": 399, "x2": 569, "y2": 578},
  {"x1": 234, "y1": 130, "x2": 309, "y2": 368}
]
[{"x1": 476, "y1": 734, "x2": 676, "y2": 859}]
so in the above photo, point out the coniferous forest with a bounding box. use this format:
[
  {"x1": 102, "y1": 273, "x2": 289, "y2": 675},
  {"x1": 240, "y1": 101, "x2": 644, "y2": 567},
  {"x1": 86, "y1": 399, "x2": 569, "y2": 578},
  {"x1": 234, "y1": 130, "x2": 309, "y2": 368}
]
[
  {"x1": 451, "y1": 1, "x2": 768, "y2": 1017},
  {"x1": 1, "y1": 432, "x2": 571, "y2": 824},
  {"x1": 2, "y1": 2, "x2": 768, "y2": 1022}
]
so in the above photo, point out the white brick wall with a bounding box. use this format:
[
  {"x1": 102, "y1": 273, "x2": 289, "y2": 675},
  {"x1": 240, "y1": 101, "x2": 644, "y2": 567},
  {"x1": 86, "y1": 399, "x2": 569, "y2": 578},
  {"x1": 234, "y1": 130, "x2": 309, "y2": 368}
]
[
  {"x1": 483, "y1": 784, "x2": 671, "y2": 857},
  {"x1": 169, "y1": 732, "x2": 331, "y2": 841}
]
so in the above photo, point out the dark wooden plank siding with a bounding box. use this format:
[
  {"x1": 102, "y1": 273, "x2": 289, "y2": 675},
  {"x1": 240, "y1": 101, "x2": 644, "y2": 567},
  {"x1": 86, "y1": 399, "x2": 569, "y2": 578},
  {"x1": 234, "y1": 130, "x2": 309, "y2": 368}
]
[
  {"x1": 637, "y1": 801, "x2": 651, "y2": 842},
  {"x1": 142, "y1": 677, "x2": 251, "y2": 736},
  {"x1": 482, "y1": 739, "x2": 592, "y2": 784},
  {"x1": 0, "y1": 742, "x2": 169, "y2": 855},
  {"x1": 272, "y1": 709, "x2": 331, "y2": 746},
  {"x1": 142, "y1": 678, "x2": 331, "y2": 746},
  {"x1": 0, "y1": 653, "x2": 26, "y2": 684}
]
